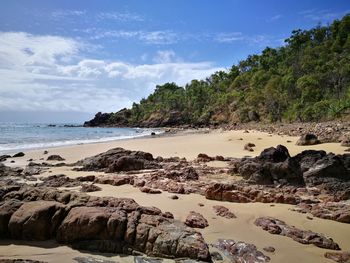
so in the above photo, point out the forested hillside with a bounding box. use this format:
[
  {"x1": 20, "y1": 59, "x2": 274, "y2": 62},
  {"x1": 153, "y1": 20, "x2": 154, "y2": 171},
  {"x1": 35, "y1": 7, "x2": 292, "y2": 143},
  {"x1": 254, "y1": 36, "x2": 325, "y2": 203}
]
[{"x1": 85, "y1": 14, "x2": 350, "y2": 127}]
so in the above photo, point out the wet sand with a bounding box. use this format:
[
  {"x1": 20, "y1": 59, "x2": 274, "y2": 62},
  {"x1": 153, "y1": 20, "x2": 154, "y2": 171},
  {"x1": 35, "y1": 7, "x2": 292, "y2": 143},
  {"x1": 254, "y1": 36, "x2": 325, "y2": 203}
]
[{"x1": 1, "y1": 129, "x2": 348, "y2": 263}]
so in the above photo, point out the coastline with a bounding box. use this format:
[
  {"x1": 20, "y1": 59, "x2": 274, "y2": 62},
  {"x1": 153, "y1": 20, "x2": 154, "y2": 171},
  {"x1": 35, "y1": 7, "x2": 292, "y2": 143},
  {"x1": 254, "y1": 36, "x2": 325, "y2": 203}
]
[
  {"x1": 4, "y1": 128, "x2": 347, "y2": 167},
  {"x1": 1, "y1": 128, "x2": 349, "y2": 263}
]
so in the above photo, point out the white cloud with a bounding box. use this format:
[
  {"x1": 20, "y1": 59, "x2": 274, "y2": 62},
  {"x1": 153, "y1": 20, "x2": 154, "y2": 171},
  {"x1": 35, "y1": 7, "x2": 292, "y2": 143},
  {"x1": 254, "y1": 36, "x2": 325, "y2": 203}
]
[
  {"x1": 88, "y1": 29, "x2": 178, "y2": 44},
  {"x1": 0, "y1": 32, "x2": 223, "y2": 115},
  {"x1": 214, "y1": 32, "x2": 244, "y2": 43},
  {"x1": 267, "y1": 14, "x2": 283, "y2": 22},
  {"x1": 96, "y1": 12, "x2": 143, "y2": 22},
  {"x1": 299, "y1": 9, "x2": 348, "y2": 22},
  {"x1": 51, "y1": 10, "x2": 86, "y2": 20}
]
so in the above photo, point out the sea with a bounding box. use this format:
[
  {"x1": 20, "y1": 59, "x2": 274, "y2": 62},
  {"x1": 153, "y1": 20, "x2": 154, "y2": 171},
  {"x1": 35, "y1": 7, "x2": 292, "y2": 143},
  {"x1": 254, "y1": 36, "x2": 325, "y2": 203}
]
[{"x1": 0, "y1": 123, "x2": 162, "y2": 154}]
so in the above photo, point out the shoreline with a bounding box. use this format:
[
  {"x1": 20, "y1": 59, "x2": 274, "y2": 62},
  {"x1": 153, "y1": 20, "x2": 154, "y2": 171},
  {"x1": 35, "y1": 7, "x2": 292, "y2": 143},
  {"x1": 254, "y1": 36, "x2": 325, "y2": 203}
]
[{"x1": 3, "y1": 128, "x2": 347, "y2": 168}]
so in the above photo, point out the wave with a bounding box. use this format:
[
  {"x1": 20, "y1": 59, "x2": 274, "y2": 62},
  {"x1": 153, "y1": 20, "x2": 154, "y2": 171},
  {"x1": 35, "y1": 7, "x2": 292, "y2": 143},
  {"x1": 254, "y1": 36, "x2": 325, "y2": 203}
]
[{"x1": 0, "y1": 129, "x2": 163, "y2": 154}]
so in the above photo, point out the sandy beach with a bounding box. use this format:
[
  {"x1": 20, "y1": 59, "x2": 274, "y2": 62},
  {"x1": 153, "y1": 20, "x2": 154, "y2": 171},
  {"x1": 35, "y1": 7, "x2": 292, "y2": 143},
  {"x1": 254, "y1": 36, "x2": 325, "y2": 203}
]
[{"x1": 1, "y1": 129, "x2": 349, "y2": 263}]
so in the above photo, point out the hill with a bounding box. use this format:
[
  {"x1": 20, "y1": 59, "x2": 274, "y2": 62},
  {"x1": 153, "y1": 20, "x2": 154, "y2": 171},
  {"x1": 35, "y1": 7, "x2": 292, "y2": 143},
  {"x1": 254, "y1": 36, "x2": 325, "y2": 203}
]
[{"x1": 85, "y1": 14, "x2": 350, "y2": 128}]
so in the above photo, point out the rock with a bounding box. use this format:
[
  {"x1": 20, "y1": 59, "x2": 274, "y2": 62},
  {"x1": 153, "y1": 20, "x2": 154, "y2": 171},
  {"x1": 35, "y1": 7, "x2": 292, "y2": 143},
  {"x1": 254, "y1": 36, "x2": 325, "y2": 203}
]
[
  {"x1": 75, "y1": 148, "x2": 160, "y2": 173},
  {"x1": 170, "y1": 195, "x2": 179, "y2": 200},
  {"x1": 213, "y1": 205, "x2": 236, "y2": 219},
  {"x1": 47, "y1": 155, "x2": 65, "y2": 161},
  {"x1": 198, "y1": 203, "x2": 204, "y2": 207},
  {"x1": 81, "y1": 184, "x2": 102, "y2": 192},
  {"x1": 185, "y1": 211, "x2": 209, "y2": 228},
  {"x1": 10, "y1": 160, "x2": 15, "y2": 163},
  {"x1": 263, "y1": 246, "x2": 275, "y2": 253},
  {"x1": 296, "y1": 134, "x2": 320, "y2": 146},
  {"x1": 294, "y1": 202, "x2": 350, "y2": 223},
  {"x1": 254, "y1": 217, "x2": 340, "y2": 250},
  {"x1": 0, "y1": 260, "x2": 47, "y2": 263},
  {"x1": 9, "y1": 200, "x2": 66, "y2": 240},
  {"x1": 324, "y1": 251, "x2": 350, "y2": 263},
  {"x1": 0, "y1": 155, "x2": 11, "y2": 162},
  {"x1": 214, "y1": 239, "x2": 270, "y2": 262},
  {"x1": 151, "y1": 132, "x2": 156, "y2": 136},
  {"x1": 13, "y1": 152, "x2": 25, "y2": 157},
  {"x1": 210, "y1": 251, "x2": 223, "y2": 261},
  {"x1": 23, "y1": 162, "x2": 46, "y2": 176},
  {"x1": 73, "y1": 256, "x2": 116, "y2": 263},
  {"x1": 0, "y1": 200, "x2": 23, "y2": 237},
  {"x1": 43, "y1": 150, "x2": 48, "y2": 154},
  {"x1": 140, "y1": 187, "x2": 162, "y2": 194},
  {"x1": 165, "y1": 167, "x2": 199, "y2": 181},
  {"x1": 340, "y1": 135, "x2": 350, "y2": 147},
  {"x1": 76, "y1": 175, "x2": 96, "y2": 182},
  {"x1": 196, "y1": 153, "x2": 214, "y2": 162},
  {"x1": 0, "y1": 163, "x2": 23, "y2": 177},
  {"x1": 38, "y1": 174, "x2": 80, "y2": 188},
  {"x1": 244, "y1": 143, "x2": 255, "y2": 152}
]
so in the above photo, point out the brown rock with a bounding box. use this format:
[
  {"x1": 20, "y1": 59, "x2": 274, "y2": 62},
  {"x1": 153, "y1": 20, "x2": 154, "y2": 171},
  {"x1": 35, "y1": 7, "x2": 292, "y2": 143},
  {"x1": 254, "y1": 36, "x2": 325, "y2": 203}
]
[
  {"x1": 213, "y1": 205, "x2": 236, "y2": 219},
  {"x1": 9, "y1": 201, "x2": 66, "y2": 240},
  {"x1": 254, "y1": 217, "x2": 340, "y2": 250},
  {"x1": 324, "y1": 251, "x2": 350, "y2": 263},
  {"x1": 185, "y1": 211, "x2": 209, "y2": 228}
]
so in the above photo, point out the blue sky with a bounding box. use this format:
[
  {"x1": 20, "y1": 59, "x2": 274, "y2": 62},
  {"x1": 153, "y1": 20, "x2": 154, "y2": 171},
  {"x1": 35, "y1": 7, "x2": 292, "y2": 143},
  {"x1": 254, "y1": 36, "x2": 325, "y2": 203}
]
[{"x1": 0, "y1": 0, "x2": 349, "y2": 122}]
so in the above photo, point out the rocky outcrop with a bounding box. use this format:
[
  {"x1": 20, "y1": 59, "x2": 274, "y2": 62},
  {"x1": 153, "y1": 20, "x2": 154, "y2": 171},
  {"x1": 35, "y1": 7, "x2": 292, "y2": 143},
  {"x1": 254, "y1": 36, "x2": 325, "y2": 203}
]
[
  {"x1": 230, "y1": 146, "x2": 350, "y2": 193},
  {"x1": 80, "y1": 184, "x2": 101, "y2": 192},
  {"x1": 214, "y1": 239, "x2": 270, "y2": 262},
  {"x1": 0, "y1": 184, "x2": 211, "y2": 261},
  {"x1": 254, "y1": 217, "x2": 340, "y2": 250},
  {"x1": 293, "y1": 202, "x2": 350, "y2": 223},
  {"x1": 13, "y1": 152, "x2": 25, "y2": 158},
  {"x1": 75, "y1": 148, "x2": 160, "y2": 172},
  {"x1": 37, "y1": 174, "x2": 80, "y2": 188},
  {"x1": 205, "y1": 183, "x2": 300, "y2": 205},
  {"x1": 184, "y1": 211, "x2": 209, "y2": 228}
]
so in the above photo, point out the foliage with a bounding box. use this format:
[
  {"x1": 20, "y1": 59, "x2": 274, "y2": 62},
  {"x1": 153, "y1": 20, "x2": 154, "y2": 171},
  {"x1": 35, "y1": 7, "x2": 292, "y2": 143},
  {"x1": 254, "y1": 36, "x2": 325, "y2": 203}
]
[{"x1": 100, "y1": 14, "x2": 350, "y2": 126}]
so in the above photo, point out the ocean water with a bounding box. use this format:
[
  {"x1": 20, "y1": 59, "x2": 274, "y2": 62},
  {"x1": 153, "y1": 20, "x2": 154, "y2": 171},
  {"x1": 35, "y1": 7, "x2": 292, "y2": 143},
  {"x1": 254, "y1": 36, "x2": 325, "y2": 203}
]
[{"x1": 0, "y1": 123, "x2": 161, "y2": 154}]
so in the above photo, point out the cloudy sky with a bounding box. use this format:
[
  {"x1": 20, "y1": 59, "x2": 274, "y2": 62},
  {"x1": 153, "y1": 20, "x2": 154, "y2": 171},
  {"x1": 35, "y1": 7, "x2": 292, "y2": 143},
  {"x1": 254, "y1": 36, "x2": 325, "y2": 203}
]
[{"x1": 0, "y1": 0, "x2": 349, "y2": 123}]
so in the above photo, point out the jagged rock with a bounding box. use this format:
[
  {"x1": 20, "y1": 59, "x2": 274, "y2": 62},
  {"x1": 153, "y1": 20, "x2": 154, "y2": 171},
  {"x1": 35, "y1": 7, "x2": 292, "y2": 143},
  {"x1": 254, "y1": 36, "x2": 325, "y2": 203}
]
[
  {"x1": 214, "y1": 239, "x2": 270, "y2": 262},
  {"x1": 38, "y1": 174, "x2": 80, "y2": 188},
  {"x1": 213, "y1": 205, "x2": 236, "y2": 219},
  {"x1": 1, "y1": 185, "x2": 211, "y2": 261},
  {"x1": 210, "y1": 251, "x2": 223, "y2": 261},
  {"x1": 95, "y1": 175, "x2": 133, "y2": 186},
  {"x1": 296, "y1": 134, "x2": 320, "y2": 146},
  {"x1": 164, "y1": 167, "x2": 199, "y2": 181},
  {"x1": 254, "y1": 217, "x2": 340, "y2": 250},
  {"x1": 76, "y1": 175, "x2": 96, "y2": 182},
  {"x1": 294, "y1": 202, "x2": 350, "y2": 223},
  {"x1": 324, "y1": 251, "x2": 350, "y2": 263},
  {"x1": 47, "y1": 155, "x2": 65, "y2": 161},
  {"x1": 81, "y1": 184, "x2": 102, "y2": 192},
  {"x1": 13, "y1": 152, "x2": 25, "y2": 157},
  {"x1": 23, "y1": 162, "x2": 46, "y2": 176},
  {"x1": 185, "y1": 211, "x2": 209, "y2": 228},
  {"x1": 9, "y1": 200, "x2": 66, "y2": 240},
  {"x1": 76, "y1": 148, "x2": 160, "y2": 172},
  {"x1": 0, "y1": 163, "x2": 23, "y2": 177}
]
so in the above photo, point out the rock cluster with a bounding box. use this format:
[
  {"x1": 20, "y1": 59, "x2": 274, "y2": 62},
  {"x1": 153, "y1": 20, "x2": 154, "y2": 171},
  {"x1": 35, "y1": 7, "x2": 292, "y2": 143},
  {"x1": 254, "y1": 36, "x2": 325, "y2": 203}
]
[
  {"x1": 0, "y1": 184, "x2": 211, "y2": 261},
  {"x1": 254, "y1": 217, "x2": 340, "y2": 250},
  {"x1": 213, "y1": 205, "x2": 236, "y2": 219}
]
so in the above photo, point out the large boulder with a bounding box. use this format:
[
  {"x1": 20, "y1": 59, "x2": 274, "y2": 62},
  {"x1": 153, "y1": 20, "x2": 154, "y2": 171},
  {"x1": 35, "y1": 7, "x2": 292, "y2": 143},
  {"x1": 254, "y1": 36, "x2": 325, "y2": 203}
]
[
  {"x1": 8, "y1": 200, "x2": 66, "y2": 240},
  {"x1": 76, "y1": 148, "x2": 160, "y2": 172},
  {"x1": 184, "y1": 211, "x2": 209, "y2": 228}
]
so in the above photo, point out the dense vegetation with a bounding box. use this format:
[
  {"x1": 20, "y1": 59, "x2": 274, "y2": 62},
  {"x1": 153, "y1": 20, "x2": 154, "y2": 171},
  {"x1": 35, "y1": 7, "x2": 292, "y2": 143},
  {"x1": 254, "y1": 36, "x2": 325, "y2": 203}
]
[{"x1": 85, "y1": 15, "x2": 350, "y2": 127}]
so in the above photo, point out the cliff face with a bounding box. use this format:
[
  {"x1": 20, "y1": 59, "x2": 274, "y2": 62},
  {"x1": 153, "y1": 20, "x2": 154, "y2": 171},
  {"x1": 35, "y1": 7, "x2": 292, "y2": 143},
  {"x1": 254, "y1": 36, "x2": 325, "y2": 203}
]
[{"x1": 85, "y1": 15, "x2": 350, "y2": 128}]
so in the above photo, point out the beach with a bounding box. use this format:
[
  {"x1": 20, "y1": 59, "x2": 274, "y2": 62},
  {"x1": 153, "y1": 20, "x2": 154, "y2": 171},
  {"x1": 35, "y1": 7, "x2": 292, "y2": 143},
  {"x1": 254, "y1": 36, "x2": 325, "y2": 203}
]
[{"x1": 1, "y1": 129, "x2": 349, "y2": 263}]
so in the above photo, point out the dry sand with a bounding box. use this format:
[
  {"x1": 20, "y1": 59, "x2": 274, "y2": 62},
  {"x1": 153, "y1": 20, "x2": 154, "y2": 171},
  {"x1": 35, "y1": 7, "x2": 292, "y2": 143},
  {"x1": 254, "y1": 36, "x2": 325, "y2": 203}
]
[{"x1": 1, "y1": 129, "x2": 349, "y2": 263}]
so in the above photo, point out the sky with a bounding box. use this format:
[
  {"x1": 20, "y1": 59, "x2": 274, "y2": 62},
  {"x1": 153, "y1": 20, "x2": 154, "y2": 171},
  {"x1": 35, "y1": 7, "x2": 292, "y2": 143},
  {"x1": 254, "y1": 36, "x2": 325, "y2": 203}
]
[{"x1": 0, "y1": 0, "x2": 349, "y2": 123}]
